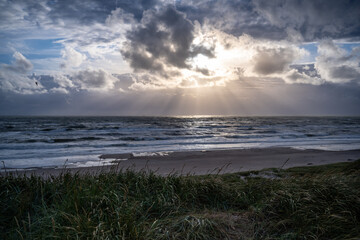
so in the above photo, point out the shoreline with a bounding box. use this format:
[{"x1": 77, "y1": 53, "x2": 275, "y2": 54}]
[{"x1": 2, "y1": 147, "x2": 360, "y2": 177}]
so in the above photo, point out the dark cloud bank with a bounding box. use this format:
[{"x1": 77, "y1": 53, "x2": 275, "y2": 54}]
[{"x1": 1, "y1": 80, "x2": 360, "y2": 116}]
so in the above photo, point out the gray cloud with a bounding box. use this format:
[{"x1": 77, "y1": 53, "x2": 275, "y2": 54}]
[
  {"x1": 2, "y1": 0, "x2": 359, "y2": 44},
  {"x1": 176, "y1": 0, "x2": 286, "y2": 40},
  {"x1": 253, "y1": 0, "x2": 360, "y2": 41},
  {"x1": 285, "y1": 41, "x2": 360, "y2": 85},
  {"x1": 0, "y1": 52, "x2": 46, "y2": 94},
  {"x1": 0, "y1": 0, "x2": 161, "y2": 51},
  {"x1": 252, "y1": 47, "x2": 297, "y2": 75},
  {"x1": 71, "y1": 69, "x2": 120, "y2": 91},
  {"x1": 3, "y1": 52, "x2": 32, "y2": 74},
  {"x1": 177, "y1": 0, "x2": 360, "y2": 41},
  {"x1": 284, "y1": 68, "x2": 323, "y2": 85},
  {"x1": 315, "y1": 40, "x2": 360, "y2": 84},
  {"x1": 330, "y1": 66, "x2": 360, "y2": 80},
  {"x1": 22, "y1": 0, "x2": 159, "y2": 26},
  {"x1": 291, "y1": 64, "x2": 319, "y2": 77},
  {"x1": 1, "y1": 0, "x2": 360, "y2": 117},
  {"x1": 1, "y1": 81, "x2": 360, "y2": 116},
  {"x1": 20, "y1": 71, "x2": 127, "y2": 94},
  {"x1": 121, "y1": 5, "x2": 214, "y2": 77}
]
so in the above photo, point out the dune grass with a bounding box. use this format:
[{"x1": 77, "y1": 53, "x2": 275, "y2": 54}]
[{"x1": 1, "y1": 160, "x2": 359, "y2": 239}]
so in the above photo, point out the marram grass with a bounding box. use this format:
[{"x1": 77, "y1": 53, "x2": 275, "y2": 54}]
[{"x1": 1, "y1": 160, "x2": 359, "y2": 239}]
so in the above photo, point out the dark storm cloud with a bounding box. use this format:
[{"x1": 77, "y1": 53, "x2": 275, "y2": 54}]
[
  {"x1": 0, "y1": 0, "x2": 159, "y2": 29},
  {"x1": 120, "y1": 5, "x2": 214, "y2": 75},
  {"x1": 2, "y1": 0, "x2": 359, "y2": 45},
  {"x1": 253, "y1": 0, "x2": 360, "y2": 41},
  {"x1": 176, "y1": 0, "x2": 286, "y2": 40},
  {"x1": 175, "y1": 0, "x2": 360, "y2": 41},
  {"x1": 1, "y1": 81, "x2": 360, "y2": 116},
  {"x1": 46, "y1": 0, "x2": 159, "y2": 25}
]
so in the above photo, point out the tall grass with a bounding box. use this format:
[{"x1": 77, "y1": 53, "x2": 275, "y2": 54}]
[{"x1": 1, "y1": 160, "x2": 359, "y2": 239}]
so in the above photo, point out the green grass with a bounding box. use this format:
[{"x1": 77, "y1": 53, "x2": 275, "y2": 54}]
[{"x1": 1, "y1": 160, "x2": 359, "y2": 239}]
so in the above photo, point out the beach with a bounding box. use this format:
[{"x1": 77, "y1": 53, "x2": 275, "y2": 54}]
[{"x1": 5, "y1": 147, "x2": 360, "y2": 177}]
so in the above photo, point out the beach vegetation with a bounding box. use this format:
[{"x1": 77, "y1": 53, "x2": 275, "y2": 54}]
[{"x1": 1, "y1": 160, "x2": 359, "y2": 239}]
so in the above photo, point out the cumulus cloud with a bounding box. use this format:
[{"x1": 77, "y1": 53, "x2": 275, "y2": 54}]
[
  {"x1": 52, "y1": 74, "x2": 75, "y2": 89},
  {"x1": 315, "y1": 40, "x2": 360, "y2": 84},
  {"x1": 121, "y1": 5, "x2": 214, "y2": 77},
  {"x1": 61, "y1": 46, "x2": 87, "y2": 68},
  {"x1": 3, "y1": 52, "x2": 33, "y2": 73},
  {"x1": 120, "y1": 20, "x2": 316, "y2": 89},
  {"x1": 16, "y1": 69, "x2": 125, "y2": 94},
  {"x1": 71, "y1": 69, "x2": 119, "y2": 91},
  {"x1": 280, "y1": 42, "x2": 360, "y2": 85},
  {"x1": 252, "y1": 47, "x2": 298, "y2": 75},
  {"x1": 0, "y1": 59, "x2": 123, "y2": 94},
  {"x1": 50, "y1": 87, "x2": 69, "y2": 94},
  {"x1": 0, "y1": 52, "x2": 46, "y2": 94},
  {"x1": 284, "y1": 69, "x2": 323, "y2": 85}
]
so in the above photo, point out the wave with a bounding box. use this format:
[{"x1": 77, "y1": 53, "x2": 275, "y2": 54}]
[
  {"x1": 52, "y1": 137, "x2": 104, "y2": 143},
  {"x1": 1, "y1": 116, "x2": 359, "y2": 169},
  {"x1": 119, "y1": 136, "x2": 171, "y2": 141}
]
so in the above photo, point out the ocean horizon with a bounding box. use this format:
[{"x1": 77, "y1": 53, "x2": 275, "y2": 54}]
[{"x1": 1, "y1": 116, "x2": 360, "y2": 169}]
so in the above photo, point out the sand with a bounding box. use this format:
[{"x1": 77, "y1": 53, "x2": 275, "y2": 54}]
[{"x1": 2, "y1": 147, "x2": 360, "y2": 178}]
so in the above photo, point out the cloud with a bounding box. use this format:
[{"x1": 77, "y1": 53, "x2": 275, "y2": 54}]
[
  {"x1": 0, "y1": 60, "x2": 123, "y2": 94},
  {"x1": 281, "y1": 42, "x2": 360, "y2": 85},
  {"x1": 120, "y1": 21, "x2": 316, "y2": 89},
  {"x1": 71, "y1": 69, "x2": 119, "y2": 91},
  {"x1": 0, "y1": 0, "x2": 47, "y2": 30},
  {"x1": 120, "y1": 5, "x2": 214, "y2": 76},
  {"x1": 52, "y1": 74, "x2": 75, "y2": 89},
  {"x1": 315, "y1": 40, "x2": 360, "y2": 83},
  {"x1": 1, "y1": 0, "x2": 360, "y2": 116},
  {"x1": 1, "y1": 1, "x2": 360, "y2": 92},
  {"x1": 3, "y1": 52, "x2": 33, "y2": 73},
  {"x1": 176, "y1": 0, "x2": 360, "y2": 41},
  {"x1": 284, "y1": 68, "x2": 323, "y2": 85},
  {"x1": 61, "y1": 46, "x2": 87, "y2": 68},
  {"x1": 50, "y1": 87, "x2": 69, "y2": 94},
  {"x1": 45, "y1": 0, "x2": 159, "y2": 26},
  {"x1": 1, "y1": 79, "x2": 360, "y2": 116},
  {"x1": 0, "y1": 52, "x2": 46, "y2": 94},
  {"x1": 253, "y1": 0, "x2": 360, "y2": 41},
  {"x1": 176, "y1": 0, "x2": 285, "y2": 40},
  {"x1": 252, "y1": 47, "x2": 298, "y2": 75}
]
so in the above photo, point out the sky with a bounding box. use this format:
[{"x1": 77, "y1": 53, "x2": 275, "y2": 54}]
[{"x1": 0, "y1": 0, "x2": 360, "y2": 116}]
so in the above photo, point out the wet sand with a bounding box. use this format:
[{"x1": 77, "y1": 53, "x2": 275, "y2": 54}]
[{"x1": 2, "y1": 147, "x2": 360, "y2": 177}]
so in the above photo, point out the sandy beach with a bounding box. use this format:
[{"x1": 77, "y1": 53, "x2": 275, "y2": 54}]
[{"x1": 3, "y1": 147, "x2": 360, "y2": 177}]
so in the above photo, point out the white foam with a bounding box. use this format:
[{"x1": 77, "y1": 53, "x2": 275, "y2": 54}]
[
  {"x1": 132, "y1": 151, "x2": 173, "y2": 157},
  {"x1": 70, "y1": 160, "x2": 116, "y2": 168}
]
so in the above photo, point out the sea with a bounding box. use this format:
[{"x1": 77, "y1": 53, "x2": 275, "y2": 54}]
[{"x1": 1, "y1": 116, "x2": 360, "y2": 169}]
